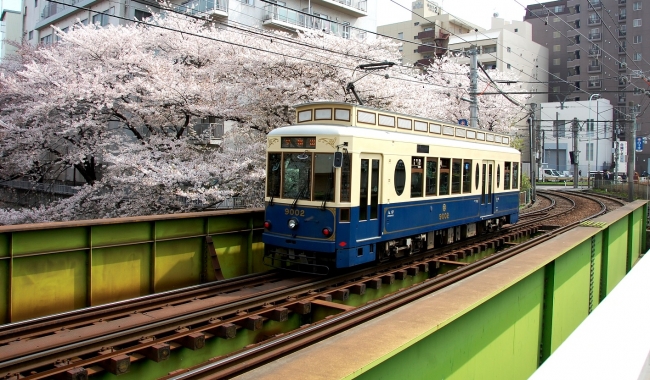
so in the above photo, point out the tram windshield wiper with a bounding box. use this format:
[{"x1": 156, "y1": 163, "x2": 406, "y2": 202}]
[{"x1": 292, "y1": 168, "x2": 310, "y2": 208}]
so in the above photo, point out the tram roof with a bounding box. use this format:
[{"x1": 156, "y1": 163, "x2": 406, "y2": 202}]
[{"x1": 292, "y1": 101, "x2": 512, "y2": 148}]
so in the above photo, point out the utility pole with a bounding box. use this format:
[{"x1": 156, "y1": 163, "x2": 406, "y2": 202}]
[
  {"x1": 572, "y1": 118, "x2": 580, "y2": 188},
  {"x1": 528, "y1": 103, "x2": 536, "y2": 202},
  {"x1": 556, "y1": 112, "x2": 560, "y2": 172},
  {"x1": 469, "y1": 47, "x2": 478, "y2": 129},
  {"x1": 628, "y1": 106, "x2": 638, "y2": 201}
]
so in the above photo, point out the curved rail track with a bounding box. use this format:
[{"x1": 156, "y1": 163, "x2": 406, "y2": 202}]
[{"x1": 0, "y1": 190, "x2": 626, "y2": 379}]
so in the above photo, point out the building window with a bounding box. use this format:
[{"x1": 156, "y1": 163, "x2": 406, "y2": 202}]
[
  {"x1": 553, "y1": 31, "x2": 560, "y2": 38},
  {"x1": 241, "y1": 0, "x2": 254, "y2": 5},
  {"x1": 135, "y1": 9, "x2": 152, "y2": 21},
  {"x1": 92, "y1": 7, "x2": 114, "y2": 27},
  {"x1": 575, "y1": 20, "x2": 581, "y2": 28},
  {"x1": 506, "y1": 47, "x2": 511, "y2": 52},
  {"x1": 554, "y1": 5, "x2": 564, "y2": 12},
  {"x1": 81, "y1": 18, "x2": 88, "y2": 25},
  {"x1": 575, "y1": 5, "x2": 581, "y2": 13},
  {"x1": 40, "y1": 34, "x2": 52, "y2": 45},
  {"x1": 634, "y1": 35, "x2": 642, "y2": 44},
  {"x1": 507, "y1": 63, "x2": 511, "y2": 69},
  {"x1": 633, "y1": 1, "x2": 641, "y2": 10},
  {"x1": 482, "y1": 45, "x2": 497, "y2": 54},
  {"x1": 34, "y1": 0, "x2": 37, "y2": 6},
  {"x1": 61, "y1": 27, "x2": 68, "y2": 33},
  {"x1": 28, "y1": 30, "x2": 33, "y2": 40},
  {"x1": 633, "y1": 19, "x2": 642, "y2": 27},
  {"x1": 553, "y1": 44, "x2": 561, "y2": 52},
  {"x1": 514, "y1": 28, "x2": 518, "y2": 32},
  {"x1": 633, "y1": 52, "x2": 642, "y2": 61},
  {"x1": 553, "y1": 58, "x2": 561, "y2": 65},
  {"x1": 397, "y1": 32, "x2": 403, "y2": 39}
]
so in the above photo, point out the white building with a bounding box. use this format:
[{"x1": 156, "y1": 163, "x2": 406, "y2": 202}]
[
  {"x1": 539, "y1": 98, "x2": 624, "y2": 176},
  {"x1": 22, "y1": 0, "x2": 377, "y2": 47}
]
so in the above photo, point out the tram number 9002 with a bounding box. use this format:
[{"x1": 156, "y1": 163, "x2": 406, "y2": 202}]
[{"x1": 285, "y1": 208, "x2": 305, "y2": 216}]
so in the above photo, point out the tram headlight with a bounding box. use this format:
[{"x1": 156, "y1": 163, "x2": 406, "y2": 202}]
[{"x1": 288, "y1": 218, "x2": 299, "y2": 230}]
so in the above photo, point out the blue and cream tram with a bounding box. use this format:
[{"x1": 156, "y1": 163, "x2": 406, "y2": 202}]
[{"x1": 262, "y1": 102, "x2": 521, "y2": 273}]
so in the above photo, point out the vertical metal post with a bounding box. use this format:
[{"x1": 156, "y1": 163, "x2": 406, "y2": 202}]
[
  {"x1": 573, "y1": 118, "x2": 579, "y2": 188},
  {"x1": 628, "y1": 110, "x2": 638, "y2": 201},
  {"x1": 469, "y1": 47, "x2": 478, "y2": 129},
  {"x1": 529, "y1": 104, "x2": 536, "y2": 202},
  {"x1": 588, "y1": 94, "x2": 600, "y2": 188},
  {"x1": 556, "y1": 112, "x2": 560, "y2": 172}
]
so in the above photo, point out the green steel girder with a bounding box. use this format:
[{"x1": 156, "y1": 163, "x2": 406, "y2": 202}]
[{"x1": 0, "y1": 209, "x2": 265, "y2": 323}]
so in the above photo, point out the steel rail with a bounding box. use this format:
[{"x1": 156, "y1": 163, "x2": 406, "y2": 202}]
[
  {"x1": 1, "y1": 191, "x2": 611, "y2": 378},
  {"x1": 165, "y1": 191, "x2": 609, "y2": 379}
]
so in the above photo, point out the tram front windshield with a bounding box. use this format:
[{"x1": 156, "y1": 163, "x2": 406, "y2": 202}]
[{"x1": 267, "y1": 152, "x2": 335, "y2": 201}]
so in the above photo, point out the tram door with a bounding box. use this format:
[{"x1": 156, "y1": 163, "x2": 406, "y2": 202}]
[
  {"x1": 357, "y1": 155, "x2": 382, "y2": 241},
  {"x1": 480, "y1": 160, "x2": 495, "y2": 215}
]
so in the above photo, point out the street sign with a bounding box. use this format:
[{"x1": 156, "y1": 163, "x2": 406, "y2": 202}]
[
  {"x1": 458, "y1": 119, "x2": 468, "y2": 126},
  {"x1": 636, "y1": 137, "x2": 644, "y2": 152}
]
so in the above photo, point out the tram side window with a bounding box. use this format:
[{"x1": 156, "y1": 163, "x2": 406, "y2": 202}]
[
  {"x1": 267, "y1": 153, "x2": 282, "y2": 197},
  {"x1": 394, "y1": 159, "x2": 406, "y2": 196},
  {"x1": 340, "y1": 153, "x2": 352, "y2": 202},
  {"x1": 439, "y1": 158, "x2": 450, "y2": 195},
  {"x1": 513, "y1": 162, "x2": 519, "y2": 189},
  {"x1": 283, "y1": 153, "x2": 312, "y2": 200},
  {"x1": 426, "y1": 158, "x2": 438, "y2": 196},
  {"x1": 360, "y1": 159, "x2": 369, "y2": 221},
  {"x1": 463, "y1": 160, "x2": 472, "y2": 193},
  {"x1": 504, "y1": 162, "x2": 511, "y2": 190},
  {"x1": 497, "y1": 164, "x2": 501, "y2": 188},
  {"x1": 451, "y1": 159, "x2": 462, "y2": 194},
  {"x1": 313, "y1": 153, "x2": 335, "y2": 201},
  {"x1": 411, "y1": 156, "x2": 424, "y2": 198},
  {"x1": 475, "y1": 162, "x2": 480, "y2": 190}
]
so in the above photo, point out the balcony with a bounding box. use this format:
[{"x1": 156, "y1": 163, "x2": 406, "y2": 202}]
[
  {"x1": 589, "y1": 48, "x2": 601, "y2": 56},
  {"x1": 263, "y1": 5, "x2": 362, "y2": 38},
  {"x1": 619, "y1": 62, "x2": 627, "y2": 71},
  {"x1": 175, "y1": 0, "x2": 228, "y2": 18},
  {"x1": 618, "y1": 0, "x2": 626, "y2": 5},
  {"x1": 619, "y1": 46, "x2": 626, "y2": 53},
  {"x1": 619, "y1": 30, "x2": 626, "y2": 37},
  {"x1": 618, "y1": 96, "x2": 626, "y2": 104},
  {"x1": 588, "y1": 65, "x2": 601, "y2": 72},
  {"x1": 619, "y1": 14, "x2": 626, "y2": 21},
  {"x1": 417, "y1": 29, "x2": 437, "y2": 40},
  {"x1": 309, "y1": 0, "x2": 367, "y2": 17},
  {"x1": 589, "y1": 32, "x2": 601, "y2": 40},
  {"x1": 415, "y1": 58, "x2": 435, "y2": 67},
  {"x1": 588, "y1": 80, "x2": 602, "y2": 88},
  {"x1": 587, "y1": 65, "x2": 603, "y2": 73},
  {"x1": 589, "y1": 0, "x2": 602, "y2": 9},
  {"x1": 588, "y1": 17, "x2": 601, "y2": 25},
  {"x1": 40, "y1": 0, "x2": 73, "y2": 20}
]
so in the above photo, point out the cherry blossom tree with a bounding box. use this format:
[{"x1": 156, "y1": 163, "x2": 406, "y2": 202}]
[{"x1": 0, "y1": 11, "x2": 528, "y2": 224}]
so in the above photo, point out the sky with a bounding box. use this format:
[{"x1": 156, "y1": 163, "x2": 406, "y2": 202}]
[{"x1": 377, "y1": 0, "x2": 530, "y2": 29}]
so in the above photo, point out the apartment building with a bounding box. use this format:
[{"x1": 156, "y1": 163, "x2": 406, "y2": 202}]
[
  {"x1": 1, "y1": 8, "x2": 21, "y2": 59},
  {"x1": 377, "y1": 0, "x2": 481, "y2": 66},
  {"x1": 448, "y1": 18, "x2": 549, "y2": 108},
  {"x1": 21, "y1": 0, "x2": 377, "y2": 47},
  {"x1": 525, "y1": 0, "x2": 650, "y2": 173}
]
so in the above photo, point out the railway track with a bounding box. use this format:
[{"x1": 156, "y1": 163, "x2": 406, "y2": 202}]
[{"x1": 0, "y1": 191, "x2": 625, "y2": 379}]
